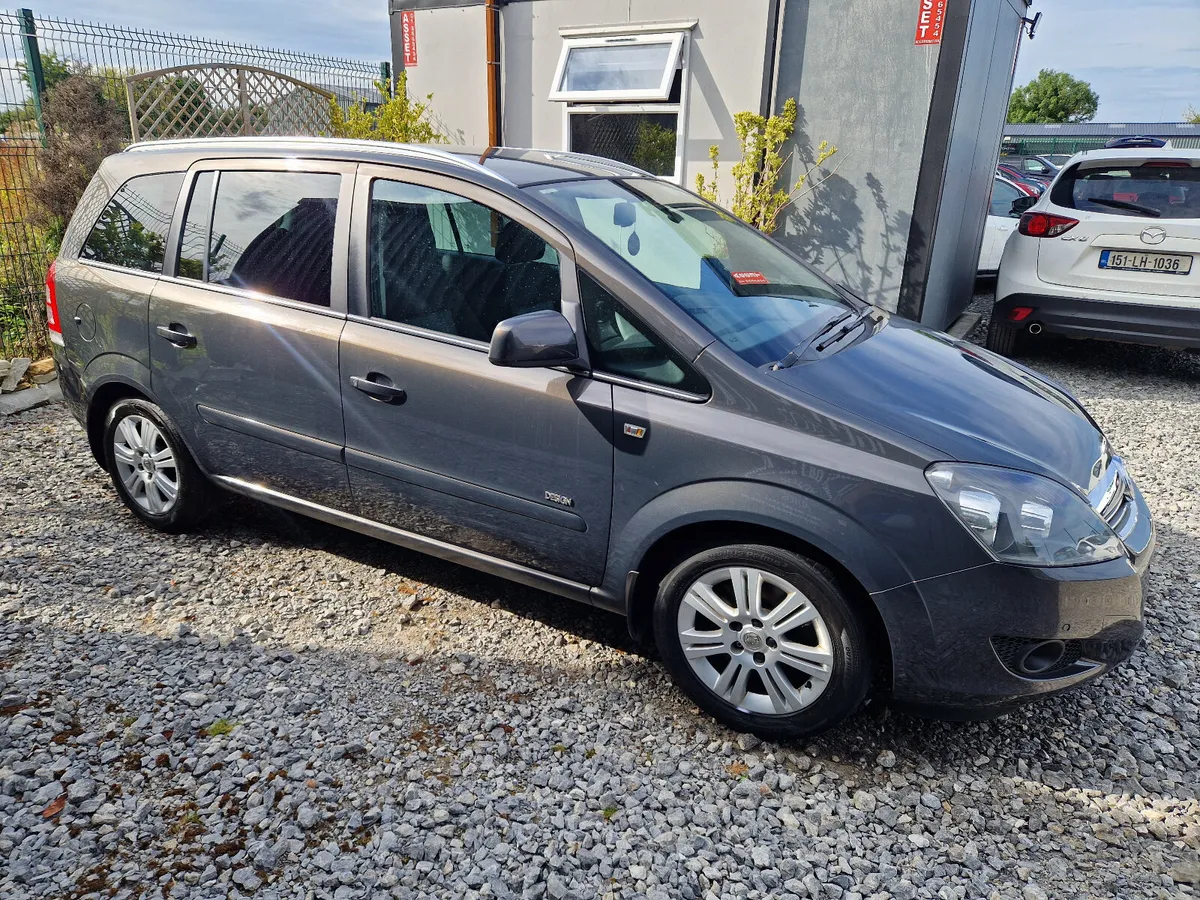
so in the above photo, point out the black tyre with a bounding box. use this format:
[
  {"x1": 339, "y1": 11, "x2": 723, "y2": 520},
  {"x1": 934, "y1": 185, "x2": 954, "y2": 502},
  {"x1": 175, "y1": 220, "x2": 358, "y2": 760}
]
[
  {"x1": 653, "y1": 544, "x2": 872, "y2": 740},
  {"x1": 984, "y1": 315, "x2": 1026, "y2": 356},
  {"x1": 103, "y1": 398, "x2": 211, "y2": 532}
]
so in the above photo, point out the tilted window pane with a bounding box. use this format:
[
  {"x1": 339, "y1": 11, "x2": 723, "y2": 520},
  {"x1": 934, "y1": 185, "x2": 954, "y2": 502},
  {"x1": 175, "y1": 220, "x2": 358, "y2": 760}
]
[
  {"x1": 81, "y1": 173, "x2": 183, "y2": 273},
  {"x1": 562, "y1": 42, "x2": 673, "y2": 94},
  {"x1": 207, "y1": 171, "x2": 341, "y2": 306}
]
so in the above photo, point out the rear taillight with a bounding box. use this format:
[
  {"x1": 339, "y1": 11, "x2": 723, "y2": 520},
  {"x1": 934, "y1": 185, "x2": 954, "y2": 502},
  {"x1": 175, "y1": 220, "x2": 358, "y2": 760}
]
[
  {"x1": 45, "y1": 259, "x2": 62, "y2": 346},
  {"x1": 1018, "y1": 211, "x2": 1079, "y2": 238}
]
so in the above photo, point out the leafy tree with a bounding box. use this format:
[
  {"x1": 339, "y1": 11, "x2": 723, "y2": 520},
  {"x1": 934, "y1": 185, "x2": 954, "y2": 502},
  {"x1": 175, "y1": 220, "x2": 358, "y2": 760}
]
[
  {"x1": 631, "y1": 119, "x2": 676, "y2": 176},
  {"x1": 1185, "y1": 105, "x2": 1200, "y2": 125},
  {"x1": 329, "y1": 73, "x2": 446, "y2": 143},
  {"x1": 694, "y1": 98, "x2": 837, "y2": 235},
  {"x1": 30, "y1": 75, "x2": 127, "y2": 234},
  {"x1": 20, "y1": 50, "x2": 71, "y2": 95},
  {"x1": 1007, "y1": 69, "x2": 1098, "y2": 124}
]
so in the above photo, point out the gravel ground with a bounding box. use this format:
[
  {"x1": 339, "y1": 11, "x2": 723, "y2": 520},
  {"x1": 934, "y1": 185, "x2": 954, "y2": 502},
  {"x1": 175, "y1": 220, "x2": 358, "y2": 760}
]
[{"x1": 2, "y1": 307, "x2": 1199, "y2": 900}]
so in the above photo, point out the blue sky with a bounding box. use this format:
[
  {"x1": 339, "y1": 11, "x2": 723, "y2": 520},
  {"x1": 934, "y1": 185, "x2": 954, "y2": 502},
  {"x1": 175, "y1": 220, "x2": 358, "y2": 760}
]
[
  {"x1": 33, "y1": 0, "x2": 1200, "y2": 122},
  {"x1": 1013, "y1": 0, "x2": 1200, "y2": 121}
]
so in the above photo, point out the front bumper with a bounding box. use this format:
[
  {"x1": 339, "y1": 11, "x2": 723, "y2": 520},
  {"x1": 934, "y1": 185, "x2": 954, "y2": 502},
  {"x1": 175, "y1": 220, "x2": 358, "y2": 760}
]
[
  {"x1": 873, "y1": 486, "x2": 1154, "y2": 720},
  {"x1": 995, "y1": 292, "x2": 1200, "y2": 349}
]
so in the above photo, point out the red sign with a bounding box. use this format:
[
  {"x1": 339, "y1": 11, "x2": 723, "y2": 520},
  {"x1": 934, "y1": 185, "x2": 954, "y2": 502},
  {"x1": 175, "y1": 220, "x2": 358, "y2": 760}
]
[
  {"x1": 914, "y1": 0, "x2": 947, "y2": 45},
  {"x1": 731, "y1": 271, "x2": 769, "y2": 286},
  {"x1": 401, "y1": 10, "x2": 418, "y2": 67}
]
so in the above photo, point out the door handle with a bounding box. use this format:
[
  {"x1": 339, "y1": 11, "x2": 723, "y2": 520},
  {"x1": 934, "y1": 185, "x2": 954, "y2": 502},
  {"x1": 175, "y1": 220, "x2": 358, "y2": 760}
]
[
  {"x1": 351, "y1": 374, "x2": 406, "y2": 404},
  {"x1": 156, "y1": 324, "x2": 197, "y2": 348}
]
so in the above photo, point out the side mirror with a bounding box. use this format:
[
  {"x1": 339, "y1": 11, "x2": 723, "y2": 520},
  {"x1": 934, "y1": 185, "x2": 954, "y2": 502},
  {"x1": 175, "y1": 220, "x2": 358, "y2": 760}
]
[
  {"x1": 488, "y1": 310, "x2": 583, "y2": 369},
  {"x1": 1010, "y1": 195, "x2": 1037, "y2": 217}
]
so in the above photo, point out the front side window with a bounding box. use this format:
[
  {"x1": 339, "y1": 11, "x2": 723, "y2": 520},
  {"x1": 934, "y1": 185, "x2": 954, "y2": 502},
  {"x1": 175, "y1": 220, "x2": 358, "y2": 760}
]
[
  {"x1": 1051, "y1": 162, "x2": 1200, "y2": 219},
  {"x1": 370, "y1": 180, "x2": 561, "y2": 342},
  {"x1": 533, "y1": 178, "x2": 849, "y2": 367},
  {"x1": 579, "y1": 270, "x2": 706, "y2": 394},
  {"x1": 178, "y1": 170, "x2": 341, "y2": 306},
  {"x1": 990, "y1": 179, "x2": 1023, "y2": 218},
  {"x1": 80, "y1": 172, "x2": 183, "y2": 273}
]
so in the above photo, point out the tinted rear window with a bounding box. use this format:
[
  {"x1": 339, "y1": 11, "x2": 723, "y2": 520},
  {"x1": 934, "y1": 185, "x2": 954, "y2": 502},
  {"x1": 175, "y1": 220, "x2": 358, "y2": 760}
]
[
  {"x1": 80, "y1": 172, "x2": 183, "y2": 273},
  {"x1": 1051, "y1": 162, "x2": 1200, "y2": 219}
]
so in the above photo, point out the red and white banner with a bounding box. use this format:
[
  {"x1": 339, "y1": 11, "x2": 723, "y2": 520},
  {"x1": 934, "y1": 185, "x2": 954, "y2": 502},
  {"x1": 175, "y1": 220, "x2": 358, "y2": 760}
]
[
  {"x1": 914, "y1": 0, "x2": 947, "y2": 45},
  {"x1": 401, "y1": 10, "x2": 418, "y2": 67}
]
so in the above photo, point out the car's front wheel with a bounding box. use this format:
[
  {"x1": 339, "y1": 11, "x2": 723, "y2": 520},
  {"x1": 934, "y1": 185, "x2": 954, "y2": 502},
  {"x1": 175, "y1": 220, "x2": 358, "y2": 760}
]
[
  {"x1": 103, "y1": 398, "x2": 210, "y2": 532},
  {"x1": 653, "y1": 544, "x2": 872, "y2": 740}
]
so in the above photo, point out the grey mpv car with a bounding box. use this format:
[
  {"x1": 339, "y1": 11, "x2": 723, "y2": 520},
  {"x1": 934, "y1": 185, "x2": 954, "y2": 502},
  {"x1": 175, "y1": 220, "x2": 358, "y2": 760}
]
[{"x1": 50, "y1": 139, "x2": 1154, "y2": 739}]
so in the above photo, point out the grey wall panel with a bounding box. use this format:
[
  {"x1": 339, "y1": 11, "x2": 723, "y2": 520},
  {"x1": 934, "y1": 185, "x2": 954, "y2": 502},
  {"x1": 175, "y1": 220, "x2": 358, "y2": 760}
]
[
  {"x1": 919, "y1": 0, "x2": 1025, "y2": 328},
  {"x1": 773, "y1": 0, "x2": 942, "y2": 312}
]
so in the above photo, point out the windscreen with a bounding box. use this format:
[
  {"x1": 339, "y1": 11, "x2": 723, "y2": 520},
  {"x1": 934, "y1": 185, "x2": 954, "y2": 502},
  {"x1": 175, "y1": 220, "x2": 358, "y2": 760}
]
[
  {"x1": 1051, "y1": 162, "x2": 1200, "y2": 219},
  {"x1": 530, "y1": 178, "x2": 849, "y2": 367}
]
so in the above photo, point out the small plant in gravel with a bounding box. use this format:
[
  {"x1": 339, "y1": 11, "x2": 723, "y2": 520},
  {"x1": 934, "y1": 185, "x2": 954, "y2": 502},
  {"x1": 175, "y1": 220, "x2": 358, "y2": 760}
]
[
  {"x1": 602, "y1": 806, "x2": 619, "y2": 820},
  {"x1": 203, "y1": 718, "x2": 235, "y2": 737}
]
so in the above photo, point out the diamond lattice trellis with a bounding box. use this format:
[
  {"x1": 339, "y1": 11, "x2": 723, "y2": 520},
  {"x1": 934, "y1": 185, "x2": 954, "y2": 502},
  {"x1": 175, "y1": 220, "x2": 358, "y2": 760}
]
[{"x1": 125, "y1": 64, "x2": 337, "y2": 141}]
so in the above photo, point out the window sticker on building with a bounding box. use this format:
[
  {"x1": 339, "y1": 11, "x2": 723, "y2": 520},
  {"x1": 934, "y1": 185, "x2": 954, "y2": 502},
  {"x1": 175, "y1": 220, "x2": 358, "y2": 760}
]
[{"x1": 914, "y1": 0, "x2": 946, "y2": 45}]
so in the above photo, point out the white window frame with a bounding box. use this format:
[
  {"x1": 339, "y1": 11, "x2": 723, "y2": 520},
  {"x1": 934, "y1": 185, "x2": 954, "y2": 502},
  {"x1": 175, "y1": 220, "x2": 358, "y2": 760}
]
[
  {"x1": 549, "y1": 31, "x2": 685, "y2": 103},
  {"x1": 553, "y1": 28, "x2": 693, "y2": 185}
]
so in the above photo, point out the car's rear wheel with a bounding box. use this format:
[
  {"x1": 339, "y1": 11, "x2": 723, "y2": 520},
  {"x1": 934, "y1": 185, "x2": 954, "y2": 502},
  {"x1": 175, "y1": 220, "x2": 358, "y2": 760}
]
[
  {"x1": 103, "y1": 398, "x2": 210, "y2": 532},
  {"x1": 984, "y1": 315, "x2": 1027, "y2": 356},
  {"x1": 653, "y1": 544, "x2": 872, "y2": 740}
]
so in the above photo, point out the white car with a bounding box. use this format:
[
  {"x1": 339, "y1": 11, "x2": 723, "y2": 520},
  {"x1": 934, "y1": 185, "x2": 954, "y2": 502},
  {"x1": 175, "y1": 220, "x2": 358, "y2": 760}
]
[
  {"x1": 977, "y1": 176, "x2": 1032, "y2": 275},
  {"x1": 989, "y1": 147, "x2": 1200, "y2": 355}
]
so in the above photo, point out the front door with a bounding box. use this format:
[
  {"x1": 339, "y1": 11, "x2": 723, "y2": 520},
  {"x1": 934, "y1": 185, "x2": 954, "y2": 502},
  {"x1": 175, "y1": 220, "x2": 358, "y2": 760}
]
[
  {"x1": 339, "y1": 166, "x2": 614, "y2": 584},
  {"x1": 150, "y1": 160, "x2": 356, "y2": 508}
]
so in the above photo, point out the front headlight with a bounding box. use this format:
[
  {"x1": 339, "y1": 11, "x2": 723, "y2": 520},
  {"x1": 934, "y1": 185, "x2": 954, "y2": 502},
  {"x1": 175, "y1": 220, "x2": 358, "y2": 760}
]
[{"x1": 926, "y1": 463, "x2": 1125, "y2": 567}]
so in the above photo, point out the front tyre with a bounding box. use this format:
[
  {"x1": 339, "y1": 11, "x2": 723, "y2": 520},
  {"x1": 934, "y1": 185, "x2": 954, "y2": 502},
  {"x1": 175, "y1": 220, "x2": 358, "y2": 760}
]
[
  {"x1": 103, "y1": 398, "x2": 210, "y2": 532},
  {"x1": 653, "y1": 545, "x2": 872, "y2": 740}
]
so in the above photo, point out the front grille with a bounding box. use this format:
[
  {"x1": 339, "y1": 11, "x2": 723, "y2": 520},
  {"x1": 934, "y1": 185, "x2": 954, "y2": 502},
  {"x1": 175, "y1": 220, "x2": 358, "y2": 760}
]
[{"x1": 1089, "y1": 456, "x2": 1138, "y2": 540}]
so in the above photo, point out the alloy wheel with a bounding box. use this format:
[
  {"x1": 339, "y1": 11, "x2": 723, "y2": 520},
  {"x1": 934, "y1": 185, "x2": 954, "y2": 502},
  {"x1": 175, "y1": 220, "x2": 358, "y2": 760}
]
[
  {"x1": 675, "y1": 566, "x2": 834, "y2": 716},
  {"x1": 111, "y1": 414, "x2": 179, "y2": 515}
]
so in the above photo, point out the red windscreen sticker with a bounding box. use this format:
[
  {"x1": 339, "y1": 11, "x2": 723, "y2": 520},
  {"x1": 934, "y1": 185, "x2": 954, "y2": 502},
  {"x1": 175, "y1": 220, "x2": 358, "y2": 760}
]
[
  {"x1": 1113, "y1": 192, "x2": 1139, "y2": 202},
  {"x1": 731, "y1": 271, "x2": 769, "y2": 285}
]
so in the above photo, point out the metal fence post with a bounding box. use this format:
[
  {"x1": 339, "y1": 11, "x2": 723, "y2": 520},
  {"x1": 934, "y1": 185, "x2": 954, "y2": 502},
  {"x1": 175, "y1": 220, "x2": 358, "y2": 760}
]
[
  {"x1": 17, "y1": 7, "x2": 46, "y2": 147},
  {"x1": 379, "y1": 61, "x2": 392, "y2": 92}
]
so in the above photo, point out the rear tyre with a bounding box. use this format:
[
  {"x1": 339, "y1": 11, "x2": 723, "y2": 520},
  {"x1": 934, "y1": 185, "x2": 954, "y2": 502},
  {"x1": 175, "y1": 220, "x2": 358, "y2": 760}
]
[
  {"x1": 103, "y1": 398, "x2": 210, "y2": 532},
  {"x1": 984, "y1": 315, "x2": 1026, "y2": 356},
  {"x1": 652, "y1": 544, "x2": 872, "y2": 740}
]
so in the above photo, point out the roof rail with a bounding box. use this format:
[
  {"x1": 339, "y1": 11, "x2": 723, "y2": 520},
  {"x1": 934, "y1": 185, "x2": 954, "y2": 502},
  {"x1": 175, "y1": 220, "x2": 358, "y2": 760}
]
[{"x1": 123, "y1": 137, "x2": 515, "y2": 185}]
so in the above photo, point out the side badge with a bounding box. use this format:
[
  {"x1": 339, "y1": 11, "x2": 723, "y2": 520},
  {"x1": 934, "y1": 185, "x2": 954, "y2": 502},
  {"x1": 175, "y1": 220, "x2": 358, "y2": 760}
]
[{"x1": 623, "y1": 423, "x2": 647, "y2": 439}]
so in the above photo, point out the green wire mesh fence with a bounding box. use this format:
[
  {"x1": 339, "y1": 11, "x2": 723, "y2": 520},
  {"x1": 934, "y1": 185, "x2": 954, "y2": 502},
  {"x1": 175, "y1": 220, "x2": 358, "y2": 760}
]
[{"x1": 0, "y1": 8, "x2": 384, "y2": 360}]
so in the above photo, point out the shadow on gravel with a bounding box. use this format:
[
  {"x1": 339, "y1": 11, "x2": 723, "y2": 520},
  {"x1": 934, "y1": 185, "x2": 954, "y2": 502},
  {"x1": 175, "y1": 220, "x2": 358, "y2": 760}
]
[
  {"x1": 189, "y1": 490, "x2": 1197, "y2": 806},
  {"x1": 206, "y1": 495, "x2": 641, "y2": 656}
]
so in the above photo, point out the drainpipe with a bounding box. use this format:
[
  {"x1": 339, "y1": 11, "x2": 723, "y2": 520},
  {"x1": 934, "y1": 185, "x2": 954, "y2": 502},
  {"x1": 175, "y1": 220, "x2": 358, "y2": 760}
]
[{"x1": 485, "y1": 0, "x2": 501, "y2": 147}]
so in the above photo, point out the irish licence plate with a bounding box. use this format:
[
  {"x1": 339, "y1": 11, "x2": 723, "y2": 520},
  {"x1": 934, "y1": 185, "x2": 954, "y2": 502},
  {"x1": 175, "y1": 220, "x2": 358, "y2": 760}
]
[{"x1": 1099, "y1": 250, "x2": 1193, "y2": 275}]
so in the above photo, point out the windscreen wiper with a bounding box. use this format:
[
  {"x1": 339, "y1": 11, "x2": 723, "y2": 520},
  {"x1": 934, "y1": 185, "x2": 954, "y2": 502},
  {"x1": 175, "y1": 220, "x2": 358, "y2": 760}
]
[
  {"x1": 814, "y1": 306, "x2": 876, "y2": 352},
  {"x1": 1086, "y1": 196, "x2": 1161, "y2": 218},
  {"x1": 770, "y1": 309, "x2": 858, "y2": 370}
]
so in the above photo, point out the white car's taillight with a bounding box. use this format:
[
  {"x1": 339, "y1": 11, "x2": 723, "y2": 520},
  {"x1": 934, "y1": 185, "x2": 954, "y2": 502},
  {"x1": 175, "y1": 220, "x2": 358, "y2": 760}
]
[{"x1": 1018, "y1": 212, "x2": 1079, "y2": 238}]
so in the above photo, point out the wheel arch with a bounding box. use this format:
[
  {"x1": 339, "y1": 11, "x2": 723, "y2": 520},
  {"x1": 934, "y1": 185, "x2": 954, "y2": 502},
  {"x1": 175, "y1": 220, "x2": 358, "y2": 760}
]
[
  {"x1": 85, "y1": 376, "x2": 154, "y2": 467},
  {"x1": 610, "y1": 481, "x2": 911, "y2": 687}
]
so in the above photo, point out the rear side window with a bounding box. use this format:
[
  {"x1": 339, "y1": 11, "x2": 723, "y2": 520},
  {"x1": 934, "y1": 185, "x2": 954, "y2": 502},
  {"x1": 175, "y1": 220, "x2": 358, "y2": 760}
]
[
  {"x1": 80, "y1": 172, "x2": 183, "y2": 273},
  {"x1": 178, "y1": 170, "x2": 341, "y2": 306},
  {"x1": 1051, "y1": 163, "x2": 1200, "y2": 219}
]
